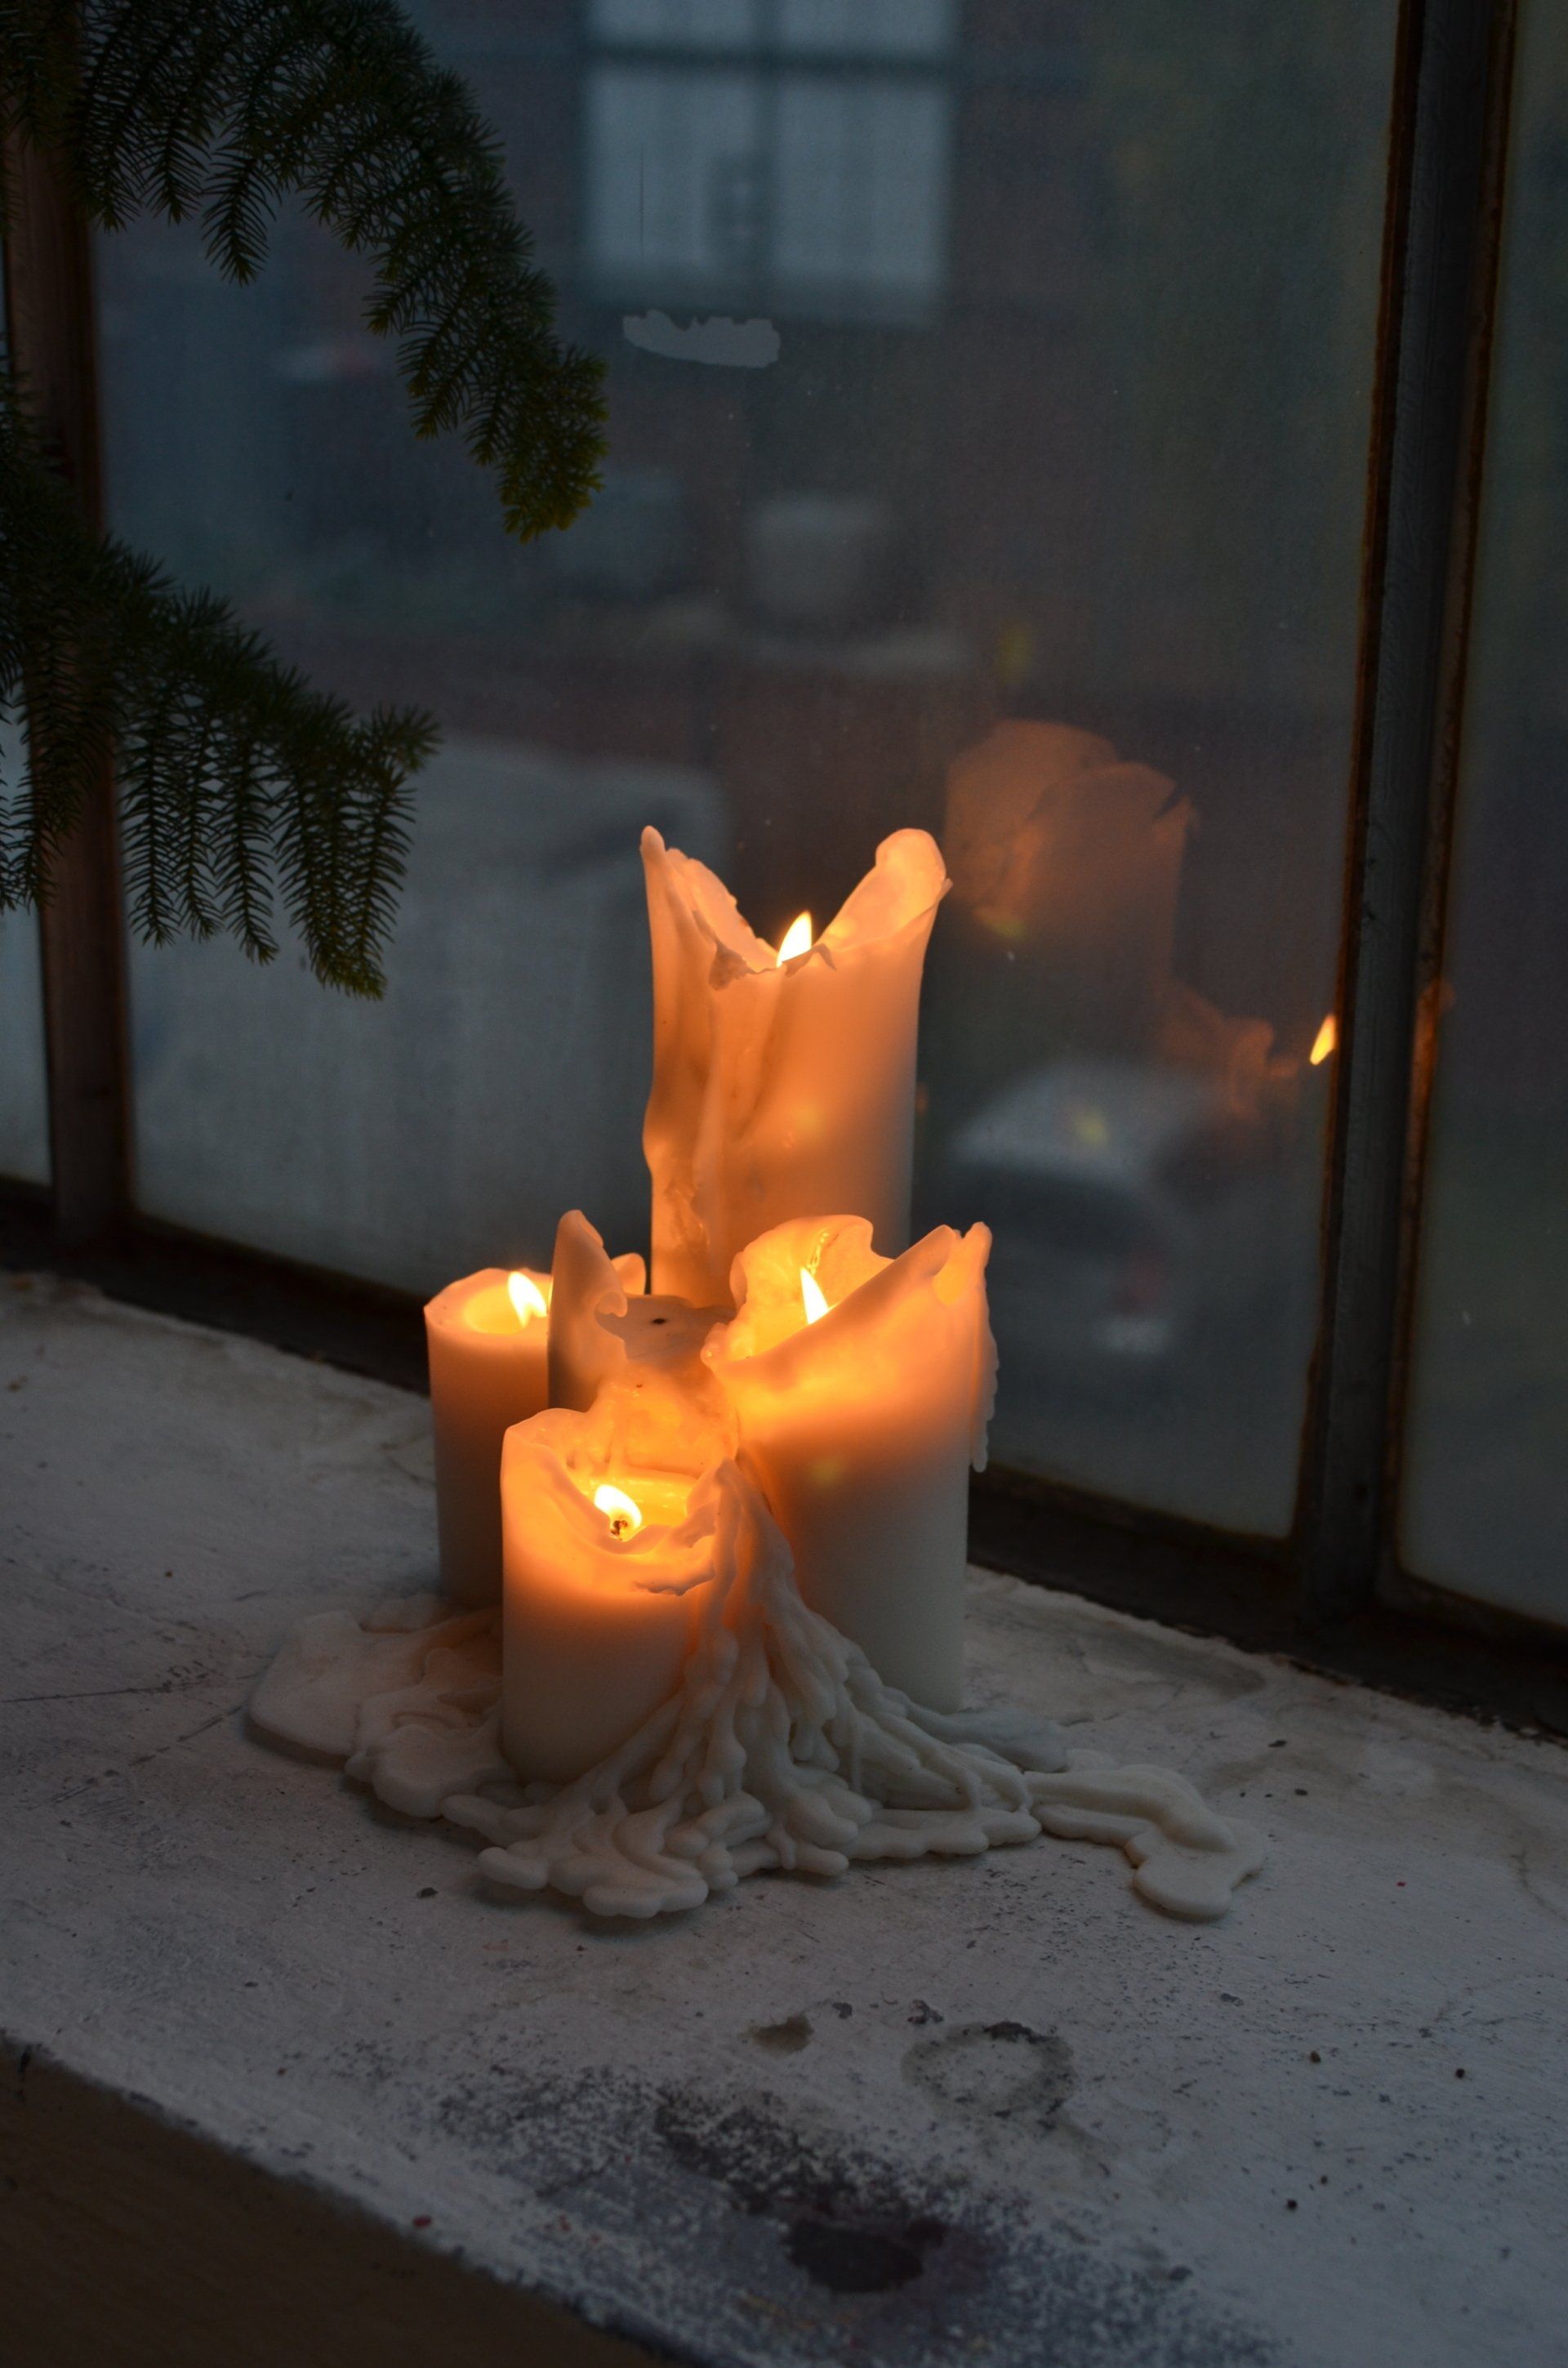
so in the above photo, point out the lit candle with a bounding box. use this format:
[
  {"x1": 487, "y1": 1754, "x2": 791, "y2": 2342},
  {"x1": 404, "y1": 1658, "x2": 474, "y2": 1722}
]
[
  {"x1": 641, "y1": 825, "x2": 950, "y2": 1306},
  {"x1": 425, "y1": 1266, "x2": 554, "y2": 1607},
  {"x1": 704, "y1": 1214, "x2": 995, "y2": 1710},
  {"x1": 501, "y1": 1388, "x2": 724, "y2": 1782},
  {"x1": 547, "y1": 1208, "x2": 723, "y2": 1416}
]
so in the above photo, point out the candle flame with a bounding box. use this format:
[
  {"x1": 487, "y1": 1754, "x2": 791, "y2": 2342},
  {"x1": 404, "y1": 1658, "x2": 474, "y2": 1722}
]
[
  {"x1": 1309, "y1": 1014, "x2": 1338, "y2": 1066},
  {"x1": 800, "y1": 1268, "x2": 831, "y2": 1325},
  {"x1": 776, "y1": 912, "x2": 813, "y2": 965},
  {"x1": 593, "y1": 1483, "x2": 644, "y2": 1541},
  {"x1": 507, "y1": 1270, "x2": 548, "y2": 1325}
]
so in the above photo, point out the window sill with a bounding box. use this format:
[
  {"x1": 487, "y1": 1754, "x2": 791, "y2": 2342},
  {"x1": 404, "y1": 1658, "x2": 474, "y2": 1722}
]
[{"x1": 4, "y1": 1274, "x2": 1564, "y2": 2368}]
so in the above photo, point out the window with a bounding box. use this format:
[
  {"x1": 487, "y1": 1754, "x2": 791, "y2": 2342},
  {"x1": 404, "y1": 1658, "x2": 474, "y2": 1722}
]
[
  {"x1": 585, "y1": 0, "x2": 954, "y2": 320},
  {"x1": 7, "y1": 0, "x2": 1560, "y2": 1689}
]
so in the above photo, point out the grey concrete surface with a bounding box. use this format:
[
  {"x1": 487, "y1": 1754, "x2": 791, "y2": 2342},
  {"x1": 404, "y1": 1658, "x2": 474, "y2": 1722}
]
[{"x1": 2, "y1": 1273, "x2": 1565, "y2": 2368}]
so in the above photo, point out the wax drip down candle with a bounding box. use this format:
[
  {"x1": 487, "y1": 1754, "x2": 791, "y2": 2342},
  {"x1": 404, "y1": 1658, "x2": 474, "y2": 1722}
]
[
  {"x1": 641, "y1": 825, "x2": 950, "y2": 1308},
  {"x1": 704, "y1": 1215, "x2": 996, "y2": 1710},
  {"x1": 501, "y1": 1381, "x2": 732, "y2": 1784},
  {"x1": 425, "y1": 1251, "x2": 643, "y2": 1606},
  {"x1": 252, "y1": 1455, "x2": 1264, "y2": 1923},
  {"x1": 547, "y1": 1209, "x2": 726, "y2": 1419},
  {"x1": 250, "y1": 809, "x2": 1270, "y2": 1932}
]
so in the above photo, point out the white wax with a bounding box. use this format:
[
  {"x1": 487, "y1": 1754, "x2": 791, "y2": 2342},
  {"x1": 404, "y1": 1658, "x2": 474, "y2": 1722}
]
[
  {"x1": 641, "y1": 826, "x2": 949, "y2": 1306},
  {"x1": 500, "y1": 1393, "x2": 723, "y2": 1783},
  {"x1": 706, "y1": 1215, "x2": 995, "y2": 1710},
  {"x1": 546, "y1": 1209, "x2": 718, "y2": 1413},
  {"x1": 425, "y1": 1267, "x2": 553, "y2": 1608}
]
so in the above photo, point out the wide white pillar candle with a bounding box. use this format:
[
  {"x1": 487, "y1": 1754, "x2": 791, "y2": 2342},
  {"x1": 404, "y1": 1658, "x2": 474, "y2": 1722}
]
[
  {"x1": 425, "y1": 1266, "x2": 554, "y2": 1608},
  {"x1": 501, "y1": 1391, "x2": 722, "y2": 1783},
  {"x1": 704, "y1": 1215, "x2": 995, "y2": 1710},
  {"x1": 641, "y1": 825, "x2": 949, "y2": 1307}
]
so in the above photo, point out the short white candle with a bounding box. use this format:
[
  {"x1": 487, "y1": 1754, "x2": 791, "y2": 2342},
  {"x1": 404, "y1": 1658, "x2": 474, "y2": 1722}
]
[
  {"x1": 641, "y1": 826, "x2": 949, "y2": 1307},
  {"x1": 546, "y1": 1208, "x2": 718, "y2": 1414},
  {"x1": 501, "y1": 1393, "x2": 721, "y2": 1783},
  {"x1": 705, "y1": 1215, "x2": 996, "y2": 1710},
  {"x1": 425, "y1": 1266, "x2": 554, "y2": 1608}
]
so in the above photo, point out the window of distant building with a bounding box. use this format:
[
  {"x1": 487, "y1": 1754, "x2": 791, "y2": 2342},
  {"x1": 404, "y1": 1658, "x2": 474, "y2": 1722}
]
[{"x1": 584, "y1": 0, "x2": 956, "y2": 323}]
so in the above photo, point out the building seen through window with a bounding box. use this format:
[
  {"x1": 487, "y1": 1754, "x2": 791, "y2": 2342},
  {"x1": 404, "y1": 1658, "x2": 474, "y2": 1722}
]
[{"x1": 586, "y1": 0, "x2": 954, "y2": 321}]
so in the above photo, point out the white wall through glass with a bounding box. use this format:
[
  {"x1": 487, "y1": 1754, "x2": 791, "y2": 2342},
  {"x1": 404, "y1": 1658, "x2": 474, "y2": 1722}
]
[{"x1": 95, "y1": 1, "x2": 1400, "y2": 1535}]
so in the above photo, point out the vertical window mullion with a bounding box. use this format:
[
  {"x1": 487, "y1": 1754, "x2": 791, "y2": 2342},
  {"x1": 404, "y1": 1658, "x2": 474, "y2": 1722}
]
[
  {"x1": 1296, "y1": 0, "x2": 1519, "y2": 1619},
  {"x1": 2, "y1": 121, "x2": 134, "y2": 1248}
]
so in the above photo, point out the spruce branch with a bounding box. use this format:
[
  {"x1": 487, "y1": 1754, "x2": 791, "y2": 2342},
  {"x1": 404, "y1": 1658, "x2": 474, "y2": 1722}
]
[
  {"x1": 0, "y1": 0, "x2": 607, "y2": 986},
  {"x1": 3, "y1": 0, "x2": 608, "y2": 537},
  {"x1": 0, "y1": 368, "x2": 432, "y2": 992}
]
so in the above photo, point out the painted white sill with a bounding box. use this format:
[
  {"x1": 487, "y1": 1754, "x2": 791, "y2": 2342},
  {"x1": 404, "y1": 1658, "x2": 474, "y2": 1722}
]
[{"x1": 2, "y1": 1273, "x2": 1564, "y2": 2368}]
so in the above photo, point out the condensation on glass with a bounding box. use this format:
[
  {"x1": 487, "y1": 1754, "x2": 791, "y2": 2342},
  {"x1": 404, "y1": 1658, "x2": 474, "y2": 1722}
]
[
  {"x1": 97, "y1": 0, "x2": 1398, "y2": 1531},
  {"x1": 1401, "y1": 3, "x2": 1568, "y2": 1625}
]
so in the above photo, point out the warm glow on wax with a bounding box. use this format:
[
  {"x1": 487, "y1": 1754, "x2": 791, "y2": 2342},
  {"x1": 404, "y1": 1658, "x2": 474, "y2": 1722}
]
[
  {"x1": 800, "y1": 1268, "x2": 830, "y2": 1325},
  {"x1": 593, "y1": 1482, "x2": 644, "y2": 1540},
  {"x1": 501, "y1": 1393, "x2": 727, "y2": 1782},
  {"x1": 424, "y1": 1264, "x2": 555, "y2": 1604},
  {"x1": 776, "y1": 911, "x2": 813, "y2": 965},
  {"x1": 1310, "y1": 1014, "x2": 1338, "y2": 1066},
  {"x1": 507, "y1": 1269, "x2": 549, "y2": 1325},
  {"x1": 706, "y1": 1215, "x2": 996, "y2": 1708},
  {"x1": 641, "y1": 827, "x2": 950, "y2": 1305}
]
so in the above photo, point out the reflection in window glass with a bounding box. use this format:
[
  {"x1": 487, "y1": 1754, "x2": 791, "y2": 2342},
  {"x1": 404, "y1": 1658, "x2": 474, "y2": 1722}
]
[
  {"x1": 99, "y1": 2, "x2": 1396, "y2": 1531},
  {"x1": 1402, "y1": 6, "x2": 1568, "y2": 1623},
  {"x1": 0, "y1": 903, "x2": 50, "y2": 1186}
]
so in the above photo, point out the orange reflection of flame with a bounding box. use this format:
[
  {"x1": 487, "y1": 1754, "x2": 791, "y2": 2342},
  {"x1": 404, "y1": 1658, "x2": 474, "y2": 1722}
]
[
  {"x1": 776, "y1": 912, "x2": 813, "y2": 966},
  {"x1": 800, "y1": 1269, "x2": 830, "y2": 1325},
  {"x1": 1309, "y1": 1015, "x2": 1338, "y2": 1067},
  {"x1": 507, "y1": 1270, "x2": 548, "y2": 1325},
  {"x1": 593, "y1": 1483, "x2": 643, "y2": 1540}
]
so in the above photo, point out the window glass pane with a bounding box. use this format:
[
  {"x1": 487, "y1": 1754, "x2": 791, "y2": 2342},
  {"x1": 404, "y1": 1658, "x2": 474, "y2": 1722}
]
[
  {"x1": 1401, "y1": 2, "x2": 1568, "y2": 1622},
  {"x1": 0, "y1": 903, "x2": 50, "y2": 1187},
  {"x1": 586, "y1": 69, "x2": 764, "y2": 292},
  {"x1": 99, "y1": 2, "x2": 1396, "y2": 1534},
  {"x1": 777, "y1": 0, "x2": 955, "y2": 60},
  {"x1": 772, "y1": 78, "x2": 951, "y2": 311},
  {"x1": 590, "y1": 0, "x2": 758, "y2": 49}
]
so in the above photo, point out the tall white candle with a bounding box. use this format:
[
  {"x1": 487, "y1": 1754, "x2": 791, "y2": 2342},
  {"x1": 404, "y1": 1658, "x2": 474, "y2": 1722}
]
[
  {"x1": 425, "y1": 1265, "x2": 554, "y2": 1608},
  {"x1": 641, "y1": 825, "x2": 949, "y2": 1307},
  {"x1": 501, "y1": 1388, "x2": 724, "y2": 1783},
  {"x1": 705, "y1": 1215, "x2": 995, "y2": 1710}
]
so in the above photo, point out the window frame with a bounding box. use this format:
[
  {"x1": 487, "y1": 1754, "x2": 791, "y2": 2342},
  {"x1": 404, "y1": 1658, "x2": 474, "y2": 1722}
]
[{"x1": 7, "y1": 0, "x2": 1565, "y2": 1728}]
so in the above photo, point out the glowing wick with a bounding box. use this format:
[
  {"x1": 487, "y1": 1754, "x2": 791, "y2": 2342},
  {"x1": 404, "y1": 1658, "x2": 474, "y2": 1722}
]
[
  {"x1": 800, "y1": 1268, "x2": 831, "y2": 1326},
  {"x1": 593, "y1": 1483, "x2": 643, "y2": 1540},
  {"x1": 507, "y1": 1270, "x2": 548, "y2": 1325},
  {"x1": 776, "y1": 912, "x2": 813, "y2": 966},
  {"x1": 1309, "y1": 1015, "x2": 1338, "y2": 1067}
]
